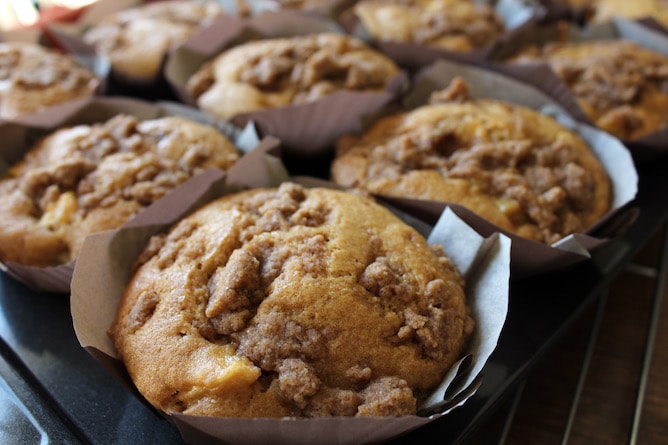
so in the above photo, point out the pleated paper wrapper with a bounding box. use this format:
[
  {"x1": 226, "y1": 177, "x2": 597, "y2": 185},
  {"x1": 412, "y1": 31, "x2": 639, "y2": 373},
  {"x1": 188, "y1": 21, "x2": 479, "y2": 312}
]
[
  {"x1": 70, "y1": 164, "x2": 510, "y2": 445},
  {"x1": 164, "y1": 9, "x2": 409, "y2": 160},
  {"x1": 369, "y1": 59, "x2": 638, "y2": 279}
]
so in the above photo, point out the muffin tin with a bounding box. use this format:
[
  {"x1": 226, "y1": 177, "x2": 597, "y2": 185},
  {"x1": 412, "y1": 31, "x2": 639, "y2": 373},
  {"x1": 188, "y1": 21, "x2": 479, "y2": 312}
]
[{"x1": 1, "y1": 0, "x2": 668, "y2": 443}]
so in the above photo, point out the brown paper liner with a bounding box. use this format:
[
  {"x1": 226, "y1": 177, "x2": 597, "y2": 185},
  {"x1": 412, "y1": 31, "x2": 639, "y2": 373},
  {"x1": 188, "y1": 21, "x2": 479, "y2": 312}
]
[
  {"x1": 165, "y1": 9, "x2": 410, "y2": 159},
  {"x1": 70, "y1": 167, "x2": 510, "y2": 444},
  {"x1": 230, "y1": 76, "x2": 407, "y2": 159},
  {"x1": 352, "y1": 59, "x2": 639, "y2": 279},
  {"x1": 485, "y1": 17, "x2": 668, "y2": 163},
  {"x1": 0, "y1": 96, "x2": 277, "y2": 294}
]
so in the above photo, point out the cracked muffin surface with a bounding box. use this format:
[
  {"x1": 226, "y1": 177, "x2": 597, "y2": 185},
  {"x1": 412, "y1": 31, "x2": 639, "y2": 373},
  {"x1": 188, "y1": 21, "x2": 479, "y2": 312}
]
[
  {"x1": 110, "y1": 182, "x2": 473, "y2": 418},
  {"x1": 331, "y1": 79, "x2": 611, "y2": 244},
  {"x1": 0, "y1": 114, "x2": 240, "y2": 267}
]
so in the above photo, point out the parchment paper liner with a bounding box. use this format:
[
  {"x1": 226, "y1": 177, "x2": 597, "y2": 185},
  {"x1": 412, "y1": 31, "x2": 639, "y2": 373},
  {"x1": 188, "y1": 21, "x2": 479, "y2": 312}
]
[
  {"x1": 0, "y1": 96, "x2": 275, "y2": 294},
  {"x1": 484, "y1": 16, "x2": 668, "y2": 163},
  {"x1": 357, "y1": 59, "x2": 638, "y2": 279},
  {"x1": 70, "y1": 166, "x2": 510, "y2": 445},
  {"x1": 165, "y1": 9, "x2": 410, "y2": 158},
  {"x1": 336, "y1": 0, "x2": 539, "y2": 72},
  {"x1": 43, "y1": 0, "x2": 225, "y2": 96},
  {"x1": 0, "y1": 29, "x2": 109, "y2": 121}
]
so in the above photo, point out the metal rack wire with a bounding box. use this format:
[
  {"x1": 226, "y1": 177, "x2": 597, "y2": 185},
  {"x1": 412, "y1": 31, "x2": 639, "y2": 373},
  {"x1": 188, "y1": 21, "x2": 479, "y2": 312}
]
[
  {"x1": 629, "y1": 227, "x2": 668, "y2": 445},
  {"x1": 477, "y1": 224, "x2": 668, "y2": 445}
]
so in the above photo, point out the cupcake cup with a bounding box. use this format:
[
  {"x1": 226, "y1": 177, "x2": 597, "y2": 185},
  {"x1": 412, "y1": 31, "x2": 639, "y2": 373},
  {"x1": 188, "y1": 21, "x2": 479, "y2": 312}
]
[
  {"x1": 165, "y1": 10, "x2": 409, "y2": 161},
  {"x1": 353, "y1": 59, "x2": 638, "y2": 279},
  {"x1": 70, "y1": 166, "x2": 510, "y2": 444},
  {"x1": 0, "y1": 96, "x2": 277, "y2": 294}
]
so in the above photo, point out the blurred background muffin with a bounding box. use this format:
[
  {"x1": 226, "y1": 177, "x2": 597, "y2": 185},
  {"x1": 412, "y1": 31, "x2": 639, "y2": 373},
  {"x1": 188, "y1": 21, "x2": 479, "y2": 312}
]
[
  {"x1": 351, "y1": 0, "x2": 505, "y2": 52},
  {"x1": 550, "y1": 0, "x2": 668, "y2": 29},
  {"x1": 0, "y1": 41, "x2": 100, "y2": 119},
  {"x1": 81, "y1": 0, "x2": 223, "y2": 81},
  {"x1": 506, "y1": 39, "x2": 668, "y2": 140},
  {"x1": 186, "y1": 32, "x2": 401, "y2": 120}
]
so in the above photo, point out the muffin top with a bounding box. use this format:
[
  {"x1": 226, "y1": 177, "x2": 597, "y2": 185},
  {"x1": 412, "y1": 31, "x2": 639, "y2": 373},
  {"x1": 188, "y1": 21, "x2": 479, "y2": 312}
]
[
  {"x1": 0, "y1": 42, "x2": 99, "y2": 119},
  {"x1": 507, "y1": 39, "x2": 668, "y2": 140},
  {"x1": 331, "y1": 78, "x2": 611, "y2": 244},
  {"x1": 82, "y1": 0, "x2": 222, "y2": 79},
  {"x1": 111, "y1": 182, "x2": 473, "y2": 418},
  {"x1": 0, "y1": 114, "x2": 240, "y2": 267},
  {"x1": 186, "y1": 33, "x2": 401, "y2": 119},
  {"x1": 353, "y1": 0, "x2": 505, "y2": 52},
  {"x1": 558, "y1": 0, "x2": 668, "y2": 28}
]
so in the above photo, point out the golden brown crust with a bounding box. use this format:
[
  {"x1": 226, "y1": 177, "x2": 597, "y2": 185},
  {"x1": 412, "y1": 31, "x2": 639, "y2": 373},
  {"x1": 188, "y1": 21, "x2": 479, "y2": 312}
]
[
  {"x1": 507, "y1": 40, "x2": 668, "y2": 140},
  {"x1": 111, "y1": 183, "x2": 473, "y2": 418},
  {"x1": 331, "y1": 79, "x2": 611, "y2": 244},
  {"x1": 82, "y1": 0, "x2": 222, "y2": 79},
  {"x1": 186, "y1": 33, "x2": 400, "y2": 119},
  {"x1": 0, "y1": 42, "x2": 99, "y2": 119},
  {"x1": 0, "y1": 115, "x2": 240, "y2": 267},
  {"x1": 353, "y1": 0, "x2": 504, "y2": 52}
]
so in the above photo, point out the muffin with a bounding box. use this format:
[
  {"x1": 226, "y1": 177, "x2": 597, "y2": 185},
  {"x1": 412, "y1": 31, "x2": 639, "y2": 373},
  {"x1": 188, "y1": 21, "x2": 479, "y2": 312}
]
[
  {"x1": 557, "y1": 0, "x2": 668, "y2": 28},
  {"x1": 352, "y1": 0, "x2": 505, "y2": 52},
  {"x1": 82, "y1": 0, "x2": 222, "y2": 80},
  {"x1": 0, "y1": 42, "x2": 99, "y2": 119},
  {"x1": 506, "y1": 39, "x2": 668, "y2": 140},
  {"x1": 0, "y1": 114, "x2": 240, "y2": 268},
  {"x1": 331, "y1": 78, "x2": 611, "y2": 244},
  {"x1": 110, "y1": 182, "x2": 474, "y2": 418},
  {"x1": 186, "y1": 33, "x2": 401, "y2": 120}
]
